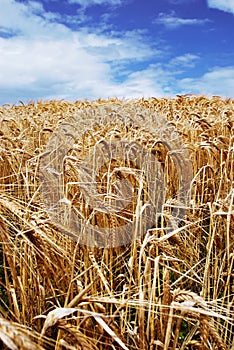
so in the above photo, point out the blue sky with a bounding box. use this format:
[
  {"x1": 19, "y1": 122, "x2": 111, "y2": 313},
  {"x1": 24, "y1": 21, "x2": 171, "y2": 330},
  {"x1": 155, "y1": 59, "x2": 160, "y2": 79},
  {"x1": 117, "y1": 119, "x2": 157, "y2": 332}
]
[{"x1": 0, "y1": 0, "x2": 234, "y2": 105}]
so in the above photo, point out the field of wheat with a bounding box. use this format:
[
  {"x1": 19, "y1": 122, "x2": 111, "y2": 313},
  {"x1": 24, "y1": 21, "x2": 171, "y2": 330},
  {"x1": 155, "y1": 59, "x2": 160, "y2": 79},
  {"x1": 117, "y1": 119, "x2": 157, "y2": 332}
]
[{"x1": 0, "y1": 95, "x2": 233, "y2": 350}]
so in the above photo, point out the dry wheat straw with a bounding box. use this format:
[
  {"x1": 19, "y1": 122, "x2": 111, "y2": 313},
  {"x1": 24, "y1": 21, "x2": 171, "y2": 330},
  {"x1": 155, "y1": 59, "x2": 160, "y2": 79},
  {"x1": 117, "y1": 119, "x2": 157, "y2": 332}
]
[{"x1": 0, "y1": 96, "x2": 233, "y2": 349}]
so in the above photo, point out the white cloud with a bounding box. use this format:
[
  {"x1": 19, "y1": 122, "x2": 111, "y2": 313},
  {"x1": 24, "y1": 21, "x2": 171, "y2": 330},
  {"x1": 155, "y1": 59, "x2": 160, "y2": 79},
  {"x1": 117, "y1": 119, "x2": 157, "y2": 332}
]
[
  {"x1": 0, "y1": 0, "x2": 70, "y2": 39},
  {"x1": 178, "y1": 66, "x2": 234, "y2": 97},
  {"x1": 68, "y1": 0, "x2": 124, "y2": 7},
  {"x1": 103, "y1": 65, "x2": 175, "y2": 98},
  {"x1": 169, "y1": 54, "x2": 200, "y2": 68},
  {"x1": 0, "y1": 0, "x2": 160, "y2": 104},
  {"x1": 207, "y1": 0, "x2": 234, "y2": 15},
  {"x1": 0, "y1": 0, "x2": 233, "y2": 104},
  {"x1": 79, "y1": 29, "x2": 157, "y2": 62},
  {"x1": 0, "y1": 37, "x2": 109, "y2": 87},
  {"x1": 155, "y1": 11, "x2": 210, "y2": 29}
]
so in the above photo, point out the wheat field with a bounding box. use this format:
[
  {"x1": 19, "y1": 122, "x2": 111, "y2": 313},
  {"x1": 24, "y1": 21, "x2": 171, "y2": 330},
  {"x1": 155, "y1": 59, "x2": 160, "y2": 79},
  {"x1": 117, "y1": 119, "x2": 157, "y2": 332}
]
[{"x1": 0, "y1": 95, "x2": 233, "y2": 349}]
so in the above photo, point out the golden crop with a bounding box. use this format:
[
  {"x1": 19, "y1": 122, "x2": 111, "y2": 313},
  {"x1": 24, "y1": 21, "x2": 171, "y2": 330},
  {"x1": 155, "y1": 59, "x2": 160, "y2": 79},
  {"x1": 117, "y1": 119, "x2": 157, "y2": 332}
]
[{"x1": 0, "y1": 96, "x2": 233, "y2": 349}]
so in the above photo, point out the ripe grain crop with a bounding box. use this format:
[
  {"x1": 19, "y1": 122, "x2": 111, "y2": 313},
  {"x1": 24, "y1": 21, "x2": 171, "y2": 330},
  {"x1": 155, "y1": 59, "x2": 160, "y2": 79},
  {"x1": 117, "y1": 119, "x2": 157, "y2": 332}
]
[{"x1": 0, "y1": 96, "x2": 233, "y2": 349}]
